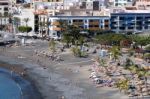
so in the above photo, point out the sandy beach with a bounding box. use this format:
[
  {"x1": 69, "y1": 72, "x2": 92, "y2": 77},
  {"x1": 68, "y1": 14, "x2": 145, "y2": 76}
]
[{"x1": 0, "y1": 41, "x2": 131, "y2": 99}]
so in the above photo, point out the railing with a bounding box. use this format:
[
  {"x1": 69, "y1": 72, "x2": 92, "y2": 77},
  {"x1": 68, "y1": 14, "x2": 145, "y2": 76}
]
[
  {"x1": 89, "y1": 22, "x2": 99, "y2": 25},
  {"x1": 73, "y1": 22, "x2": 84, "y2": 25},
  {"x1": 52, "y1": 27, "x2": 61, "y2": 31},
  {"x1": 52, "y1": 22, "x2": 60, "y2": 25},
  {"x1": 89, "y1": 27, "x2": 100, "y2": 30}
]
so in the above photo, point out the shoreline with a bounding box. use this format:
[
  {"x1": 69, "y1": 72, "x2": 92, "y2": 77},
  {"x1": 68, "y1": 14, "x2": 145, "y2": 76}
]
[
  {"x1": 0, "y1": 60, "x2": 43, "y2": 99},
  {"x1": 0, "y1": 54, "x2": 83, "y2": 99},
  {"x1": 0, "y1": 55, "x2": 63, "y2": 99}
]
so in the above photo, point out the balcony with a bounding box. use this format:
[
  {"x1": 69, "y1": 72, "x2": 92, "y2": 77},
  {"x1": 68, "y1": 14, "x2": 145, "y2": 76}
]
[
  {"x1": 73, "y1": 22, "x2": 84, "y2": 25},
  {"x1": 52, "y1": 27, "x2": 61, "y2": 31},
  {"x1": 104, "y1": 27, "x2": 110, "y2": 30},
  {"x1": 104, "y1": 22, "x2": 109, "y2": 25},
  {"x1": 52, "y1": 21, "x2": 60, "y2": 25},
  {"x1": 89, "y1": 27, "x2": 100, "y2": 31},
  {"x1": 89, "y1": 22, "x2": 99, "y2": 25}
]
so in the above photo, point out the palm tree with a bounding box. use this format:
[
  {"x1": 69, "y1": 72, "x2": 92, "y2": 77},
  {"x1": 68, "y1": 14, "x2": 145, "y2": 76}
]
[
  {"x1": 116, "y1": 79, "x2": 129, "y2": 94},
  {"x1": 110, "y1": 46, "x2": 122, "y2": 62},
  {"x1": 62, "y1": 34, "x2": 72, "y2": 48},
  {"x1": 128, "y1": 65, "x2": 137, "y2": 73},
  {"x1": 99, "y1": 58, "x2": 108, "y2": 74},
  {"x1": 131, "y1": 35, "x2": 148, "y2": 49},
  {"x1": 57, "y1": 19, "x2": 67, "y2": 34},
  {"x1": 23, "y1": 18, "x2": 30, "y2": 27},
  {"x1": 137, "y1": 68, "x2": 149, "y2": 87},
  {"x1": 49, "y1": 39, "x2": 56, "y2": 53}
]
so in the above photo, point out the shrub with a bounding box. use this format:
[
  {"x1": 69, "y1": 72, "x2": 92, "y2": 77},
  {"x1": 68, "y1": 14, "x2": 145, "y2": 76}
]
[
  {"x1": 18, "y1": 26, "x2": 32, "y2": 33},
  {"x1": 71, "y1": 46, "x2": 88, "y2": 57},
  {"x1": 144, "y1": 53, "x2": 150, "y2": 59}
]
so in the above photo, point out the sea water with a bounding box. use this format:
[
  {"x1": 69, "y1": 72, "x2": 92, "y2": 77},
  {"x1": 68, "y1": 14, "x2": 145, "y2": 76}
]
[
  {"x1": 0, "y1": 69, "x2": 21, "y2": 99},
  {"x1": 0, "y1": 68, "x2": 41, "y2": 99}
]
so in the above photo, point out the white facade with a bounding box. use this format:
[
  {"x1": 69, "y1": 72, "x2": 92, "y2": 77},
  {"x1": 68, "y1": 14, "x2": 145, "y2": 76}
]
[
  {"x1": 0, "y1": 0, "x2": 12, "y2": 16},
  {"x1": 13, "y1": 9, "x2": 35, "y2": 32},
  {"x1": 47, "y1": 16, "x2": 110, "y2": 37},
  {"x1": 113, "y1": 0, "x2": 133, "y2": 7}
]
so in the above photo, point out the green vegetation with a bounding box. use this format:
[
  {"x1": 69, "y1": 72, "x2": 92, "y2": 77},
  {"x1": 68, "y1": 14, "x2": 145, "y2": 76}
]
[
  {"x1": 131, "y1": 35, "x2": 150, "y2": 48},
  {"x1": 145, "y1": 45, "x2": 150, "y2": 51},
  {"x1": 144, "y1": 53, "x2": 150, "y2": 60},
  {"x1": 95, "y1": 33, "x2": 131, "y2": 46},
  {"x1": 110, "y1": 46, "x2": 122, "y2": 61},
  {"x1": 18, "y1": 18, "x2": 31, "y2": 33},
  {"x1": 71, "y1": 46, "x2": 87, "y2": 57},
  {"x1": 23, "y1": 18, "x2": 30, "y2": 27},
  {"x1": 49, "y1": 39, "x2": 56, "y2": 53},
  {"x1": 116, "y1": 79, "x2": 129, "y2": 94},
  {"x1": 18, "y1": 26, "x2": 32, "y2": 33}
]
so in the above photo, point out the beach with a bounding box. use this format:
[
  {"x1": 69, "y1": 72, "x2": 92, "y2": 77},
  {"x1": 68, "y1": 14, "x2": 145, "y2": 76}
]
[
  {"x1": 0, "y1": 41, "x2": 130, "y2": 99},
  {"x1": 0, "y1": 61, "x2": 42, "y2": 99}
]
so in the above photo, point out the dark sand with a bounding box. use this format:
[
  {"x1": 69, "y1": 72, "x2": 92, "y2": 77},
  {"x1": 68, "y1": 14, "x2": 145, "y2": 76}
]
[{"x1": 0, "y1": 61, "x2": 43, "y2": 99}]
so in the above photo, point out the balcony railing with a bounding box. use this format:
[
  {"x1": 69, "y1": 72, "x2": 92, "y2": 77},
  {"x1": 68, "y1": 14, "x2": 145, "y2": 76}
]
[
  {"x1": 104, "y1": 22, "x2": 109, "y2": 25},
  {"x1": 52, "y1": 27, "x2": 61, "y2": 31},
  {"x1": 52, "y1": 22, "x2": 60, "y2": 25},
  {"x1": 89, "y1": 27, "x2": 100, "y2": 30},
  {"x1": 89, "y1": 22, "x2": 99, "y2": 25},
  {"x1": 73, "y1": 22, "x2": 84, "y2": 25}
]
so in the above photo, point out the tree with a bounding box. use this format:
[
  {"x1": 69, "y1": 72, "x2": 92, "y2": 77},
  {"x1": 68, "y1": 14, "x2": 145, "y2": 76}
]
[
  {"x1": 62, "y1": 34, "x2": 72, "y2": 48},
  {"x1": 124, "y1": 58, "x2": 134, "y2": 69},
  {"x1": 145, "y1": 45, "x2": 150, "y2": 51},
  {"x1": 49, "y1": 39, "x2": 56, "y2": 53},
  {"x1": 57, "y1": 19, "x2": 67, "y2": 34},
  {"x1": 23, "y1": 18, "x2": 30, "y2": 27},
  {"x1": 131, "y1": 35, "x2": 149, "y2": 48},
  {"x1": 116, "y1": 79, "x2": 129, "y2": 94},
  {"x1": 137, "y1": 68, "x2": 149, "y2": 97},
  {"x1": 110, "y1": 46, "x2": 122, "y2": 61},
  {"x1": 144, "y1": 53, "x2": 150, "y2": 61},
  {"x1": 95, "y1": 33, "x2": 130, "y2": 47},
  {"x1": 71, "y1": 45, "x2": 87, "y2": 57},
  {"x1": 128, "y1": 65, "x2": 139, "y2": 74},
  {"x1": 62, "y1": 25, "x2": 80, "y2": 45}
]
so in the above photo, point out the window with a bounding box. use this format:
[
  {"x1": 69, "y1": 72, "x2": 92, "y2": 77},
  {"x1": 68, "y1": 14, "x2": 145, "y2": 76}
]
[
  {"x1": 85, "y1": 25, "x2": 88, "y2": 29},
  {"x1": 4, "y1": 7, "x2": 8, "y2": 11},
  {"x1": 85, "y1": 20, "x2": 87, "y2": 23},
  {"x1": 68, "y1": 20, "x2": 71, "y2": 24}
]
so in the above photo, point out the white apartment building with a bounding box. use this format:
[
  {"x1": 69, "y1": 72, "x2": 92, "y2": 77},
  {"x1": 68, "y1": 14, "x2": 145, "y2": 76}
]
[
  {"x1": 0, "y1": 0, "x2": 12, "y2": 28},
  {"x1": 0, "y1": 0, "x2": 12, "y2": 16},
  {"x1": 77, "y1": 0, "x2": 106, "y2": 10},
  {"x1": 13, "y1": 9, "x2": 35, "y2": 33},
  {"x1": 113, "y1": 0, "x2": 133, "y2": 7},
  {"x1": 134, "y1": 0, "x2": 150, "y2": 10}
]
